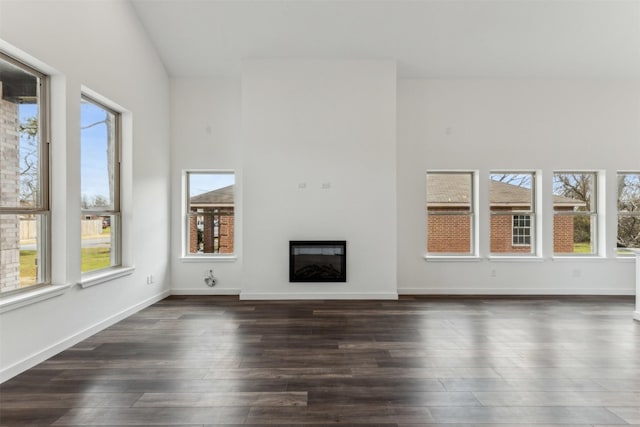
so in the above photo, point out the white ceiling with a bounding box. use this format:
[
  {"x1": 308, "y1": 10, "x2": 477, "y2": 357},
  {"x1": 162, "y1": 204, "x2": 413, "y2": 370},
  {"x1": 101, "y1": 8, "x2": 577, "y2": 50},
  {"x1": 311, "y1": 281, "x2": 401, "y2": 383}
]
[{"x1": 130, "y1": 0, "x2": 640, "y2": 79}]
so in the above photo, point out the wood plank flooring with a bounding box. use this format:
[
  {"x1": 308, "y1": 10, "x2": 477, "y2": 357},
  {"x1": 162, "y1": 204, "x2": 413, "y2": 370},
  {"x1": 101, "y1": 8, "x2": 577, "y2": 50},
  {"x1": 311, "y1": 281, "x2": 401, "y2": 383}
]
[{"x1": 1, "y1": 295, "x2": 639, "y2": 426}]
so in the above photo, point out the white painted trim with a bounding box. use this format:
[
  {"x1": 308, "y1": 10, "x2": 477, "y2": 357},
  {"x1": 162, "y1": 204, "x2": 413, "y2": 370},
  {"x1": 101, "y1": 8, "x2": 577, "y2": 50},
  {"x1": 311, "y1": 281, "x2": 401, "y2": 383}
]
[
  {"x1": 488, "y1": 256, "x2": 544, "y2": 263},
  {"x1": 424, "y1": 256, "x2": 482, "y2": 262},
  {"x1": 552, "y1": 256, "x2": 607, "y2": 262},
  {"x1": 398, "y1": 288, "x2": 635, "y2": 296},
  {"x1": 171, "y1": 288, "x2": 241, "y2": 295},
  {"x1": 179, "y1": 256, "x2": 238, "y2": 263},
  {"x1": 634, "y1": 311, "x2": 640, "y2": 321},
  {"x1": 240, "y1": 292, "x2": 399, "y2": 300},
  {"x1": 78, "y1": 266, "x2": 136, "y2": 288},
  {"x1": 0, "y1": 284, "x2": 71, "y2": 314},
  {"x1": 0, "y1": 290, "x2": 170, "y2": 383}
]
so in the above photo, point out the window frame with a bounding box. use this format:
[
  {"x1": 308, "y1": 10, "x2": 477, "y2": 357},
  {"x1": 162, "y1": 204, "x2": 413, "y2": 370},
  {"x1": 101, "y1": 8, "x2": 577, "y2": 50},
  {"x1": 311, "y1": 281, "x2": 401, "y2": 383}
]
[
  {"x1": 552, "y1": 171, "x2": 599, "y2": 256},
  {"x1": 512, "y1": 214, "x2": 532, "y2": 247},
  {"x1": 80, "y1": 94, "x2": 122, "y2": 274},
  {"x1": 183, "y1": 169, "x2": 236, "y2": 259},
  {"x1": 616, "y1": 171, "x2": 640, "y2": 257},
  {"x1": 489, "y1": 171, "x2": 537, "y2": 256},
  {"x1": 0, "y1": 51, "x2": 51, "y2": 296},
  {"x1": 425, "y1": 170, "x2": 477, "y2": 257}
]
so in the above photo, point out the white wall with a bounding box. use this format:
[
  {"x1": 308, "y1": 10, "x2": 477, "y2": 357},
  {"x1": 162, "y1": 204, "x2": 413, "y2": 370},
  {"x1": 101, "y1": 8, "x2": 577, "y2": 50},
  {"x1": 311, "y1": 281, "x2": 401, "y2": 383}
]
[
  {"x1": 397, "y1": 79, "x2": 640, "y2": 294},
  {"x1": 241, "y1": 60, "x2": 398, "y2": 299},
  {"x1": 169, "y1": 78, "x2": 244, "y2": 294},
  {"x1": 0, "y1": 0, "x2": 171, "y2": 381}
]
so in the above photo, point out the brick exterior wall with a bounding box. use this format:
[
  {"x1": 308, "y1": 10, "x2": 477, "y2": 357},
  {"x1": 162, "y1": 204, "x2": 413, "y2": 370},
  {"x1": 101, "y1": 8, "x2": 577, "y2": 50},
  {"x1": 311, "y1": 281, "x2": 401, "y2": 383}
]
[
  {"x1": 553, "y1": 214, "x2": 576, "y2": 253},
  {"x1": 218, "y1": 212, "x2": 234, "y2": 254},
  {"x1": 0, "y1": 82, "x2": 21, "y2": 292},
  {"x1": 427, "y1": 212, "x2": 472, "y2": 253},
  {"x1": 490, "y1": 209, "x2": 532, "y2": 254},
  {"x1": 427, "y1": 206, "x2": 577, "y2": 254},
  {"x1": 189, "y1": 215, "x2": 198, "y2": 253},
  {"x1": 189, "y1": 208, "x2": 234, "y2": 254}
]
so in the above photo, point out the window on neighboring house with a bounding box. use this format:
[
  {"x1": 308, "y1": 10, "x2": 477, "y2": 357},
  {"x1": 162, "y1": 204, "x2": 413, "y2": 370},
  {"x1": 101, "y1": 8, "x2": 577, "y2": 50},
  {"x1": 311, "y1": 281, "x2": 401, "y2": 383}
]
[
  {"x1": 512, "y1": 215, "x2": 532, "y2": 246},
  {"x1": 617, "y1": 172, "x2": 640, "y2": 256},
  {"x1": 0, "y1": 52, "x2": 50, "y2": 294},
  {"x1": 426, "y1": 171, "x2": 475, "y2": 255},
  {"x1": 184, "y1": 171, "x2": 235, "y2": 256},
  {"x1": 489, "y1": 172, "x2": 536, "y2": 255},
  {"x1": 553, "y1": 172, "x2": 598, "y2": 255},
  {"x1": 80, "y1": 95, "x2": 121, "y2": 273}
]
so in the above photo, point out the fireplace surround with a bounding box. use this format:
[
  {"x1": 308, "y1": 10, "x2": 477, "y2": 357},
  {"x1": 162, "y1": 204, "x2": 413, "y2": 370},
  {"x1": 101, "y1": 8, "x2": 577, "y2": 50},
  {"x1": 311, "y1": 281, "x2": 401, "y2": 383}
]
[{"x1": 289, "y1": 240, "x2": 347, "y2": 282}]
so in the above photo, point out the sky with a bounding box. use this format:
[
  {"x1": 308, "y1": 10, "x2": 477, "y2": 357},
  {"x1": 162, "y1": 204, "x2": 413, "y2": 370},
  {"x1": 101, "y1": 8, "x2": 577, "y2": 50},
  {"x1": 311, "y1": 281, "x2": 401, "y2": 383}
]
[
  {"x1": 80, "y1": 100, "x2": 112, "y2": 205},
  {"x1": 189, "y1": 173, "x2": 234, "y2": 197},
  {"x1": 19, "y1": 101, "x2": 112, "y2": 206}
]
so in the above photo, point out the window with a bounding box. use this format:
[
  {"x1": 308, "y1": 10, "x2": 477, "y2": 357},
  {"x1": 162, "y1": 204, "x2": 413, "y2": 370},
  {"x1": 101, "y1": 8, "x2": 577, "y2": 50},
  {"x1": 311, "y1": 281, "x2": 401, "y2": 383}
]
[
  {"x1": 617, "y1": 172, "x2": 640, "y2": 255},
  {"x1": 489, "y1": 172, "x2": 536, "y2": 255},
  {"x1": 553, "y1": 172, "x2": 597, "y2": 255},
  {"x1": 184, "y1": 171, "x2": 235, "y2": 256},
  {"x1": 0, "y1": 52, "x2": 49, "y2": 294},
  {"x1": 512, "y1": 215, "x2": 532, "y2": 246},
  {"x1": 426, "y1": 171, "x2": 475, "y2": 255},
  {"x1": 80, "y1": 96, "x2": 120, "y2": 273}
]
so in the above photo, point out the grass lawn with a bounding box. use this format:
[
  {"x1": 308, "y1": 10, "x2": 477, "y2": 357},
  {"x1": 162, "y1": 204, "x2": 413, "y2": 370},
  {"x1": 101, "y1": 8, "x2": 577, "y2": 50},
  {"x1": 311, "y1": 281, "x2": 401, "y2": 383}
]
[
  {"x1": 573, "y1": 243, "x2": 592, "y2": 253},
  {"x1": 81, "y1": 247, "x2": 112, "y2": 272},
  {"x1": 20, "y1": 248, "x2": 111, "y2": 284}
]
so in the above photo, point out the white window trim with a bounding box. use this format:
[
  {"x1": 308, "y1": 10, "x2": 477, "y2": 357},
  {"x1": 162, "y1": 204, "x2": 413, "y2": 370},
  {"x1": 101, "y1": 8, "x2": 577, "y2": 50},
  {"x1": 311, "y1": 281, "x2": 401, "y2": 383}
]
[
  {"x1": 179, "y1": 255, "x2": 237, "y2": 262},
  {"x1": 0, "y1": 283, "x2": 71, "y2": 314},
  {"x1": 616, "y1": 171, "x2": 640, "y2": 258},
  {"x1": 78, "y1": 86, "x2": 134, "y2": 287},
  {"x1": 425, "y1": 170, "x2": 479, "y2": 259},
  {"x1": 78, "y1": 266, "x2": 135, "y2": 288},
  {"x1": 0, "y1": 51, "x2": 51, "y2": 296},
  {"x1": 182, "y1": 169, "x2": 236, "y2": 258},
  {"x1": 552, "y1": 170, "x2": 603, "y2": 257},
  {"x1": 488, "y1": 171, "x2": 538, "y2": 257}
]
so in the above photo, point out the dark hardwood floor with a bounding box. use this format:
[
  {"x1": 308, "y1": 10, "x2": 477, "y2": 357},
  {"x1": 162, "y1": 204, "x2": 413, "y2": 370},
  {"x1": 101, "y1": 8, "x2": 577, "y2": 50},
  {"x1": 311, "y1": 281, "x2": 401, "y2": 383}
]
[{"x1": 1, "y1": 295, "x2": 640, "y2": 426}]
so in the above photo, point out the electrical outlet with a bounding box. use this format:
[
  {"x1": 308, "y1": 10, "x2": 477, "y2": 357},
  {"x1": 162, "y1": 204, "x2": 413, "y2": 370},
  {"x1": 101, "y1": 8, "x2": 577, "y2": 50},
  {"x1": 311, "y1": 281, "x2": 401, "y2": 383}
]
[
  {"x1": 572, "y1": 269, "x2": 581, "y2": 278},
  {"x1": 146, "y1": 275, "x2": 153, "y2": 284},
  {"x1": 490, "y1": 269, "x2": 497, "y2": 277}
]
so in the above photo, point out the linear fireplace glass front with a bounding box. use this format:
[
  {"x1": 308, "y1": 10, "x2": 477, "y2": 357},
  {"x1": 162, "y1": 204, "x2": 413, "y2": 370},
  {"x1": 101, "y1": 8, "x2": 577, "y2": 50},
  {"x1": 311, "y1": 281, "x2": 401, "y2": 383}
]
[{"x1": 289, "y1": 241, "x2": 346, "y2": 282}]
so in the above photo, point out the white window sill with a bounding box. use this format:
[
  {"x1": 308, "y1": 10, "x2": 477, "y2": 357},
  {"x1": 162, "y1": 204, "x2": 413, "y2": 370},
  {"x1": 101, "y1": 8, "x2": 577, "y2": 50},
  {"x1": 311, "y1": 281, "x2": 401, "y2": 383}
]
[
  {"x1": 0, "y1": 283, "x2": 71, "y2": 314},
  {"x1": 551, "y1": 256, "x2": 607, "y2": 262},
  {"x1": 615, "y1": 256, "x2": 636, "y2": 263},
  {"x1": 79, "y1": 266, "x2": 135, "y2": 289},
  {"x1": 180, "y1": 256, "x2": 237, "y2": 263},
  {"x1": 424, "y1": 255, "x2": 482, "y2": 262},
  {"x1": 488, "y1": 256, "x2": 544, "y2": 262}
]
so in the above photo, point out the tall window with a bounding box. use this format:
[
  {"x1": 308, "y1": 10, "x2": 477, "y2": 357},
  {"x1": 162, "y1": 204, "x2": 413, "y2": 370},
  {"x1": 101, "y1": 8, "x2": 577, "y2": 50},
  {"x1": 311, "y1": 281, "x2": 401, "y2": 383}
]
[
  {"x1": 80, "y1": 96, "x2": 120, "y2": 273},
  {"x1": 489, "y1": 172, "x2": 536, "y2": 255},
  {"x1": 426, "y1": 171, "x2": 475, "y2": 255},
  {"x1": 185, "y1": 171, "x2": 235, "y2": 256},
  {"x1": 617, "y1": 172, "x2": 640, "y2": 255},
  {"x1": 0, "y1": 53, "x2": 49, "y2": 294},
  {"x1": 553, "y1": 172, "x2": 597, "y2": 255}
]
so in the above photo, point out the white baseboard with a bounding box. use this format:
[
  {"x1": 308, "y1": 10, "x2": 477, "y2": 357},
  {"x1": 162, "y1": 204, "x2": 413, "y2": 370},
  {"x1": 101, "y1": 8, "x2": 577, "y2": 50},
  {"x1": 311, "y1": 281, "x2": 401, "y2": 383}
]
[
  {"x1": 240, "y1": 292, "x2": 398, "y2": 300},
  {"x1": 398, "y1": 287, "x2": 635, "y2": 296},
  {"x1": 171, "y1": 288, "x2": 241, "y2": 295},
  {"x1": 0, "y1": 290, "x2": 170, "y2": 383}
]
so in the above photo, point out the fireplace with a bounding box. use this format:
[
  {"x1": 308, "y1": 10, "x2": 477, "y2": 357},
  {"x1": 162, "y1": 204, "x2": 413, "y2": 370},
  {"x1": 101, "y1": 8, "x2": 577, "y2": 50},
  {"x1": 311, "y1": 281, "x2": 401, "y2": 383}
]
[{"x1": 289, "y1": 241, "x2": 346, "y2": 282}]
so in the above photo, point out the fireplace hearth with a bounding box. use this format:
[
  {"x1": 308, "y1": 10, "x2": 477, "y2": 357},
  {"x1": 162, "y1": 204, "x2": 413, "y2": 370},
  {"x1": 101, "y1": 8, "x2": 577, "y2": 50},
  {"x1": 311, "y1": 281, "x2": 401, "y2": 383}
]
[{"x1": 289, "y1": 240, "x2": 346, "y2": 282}]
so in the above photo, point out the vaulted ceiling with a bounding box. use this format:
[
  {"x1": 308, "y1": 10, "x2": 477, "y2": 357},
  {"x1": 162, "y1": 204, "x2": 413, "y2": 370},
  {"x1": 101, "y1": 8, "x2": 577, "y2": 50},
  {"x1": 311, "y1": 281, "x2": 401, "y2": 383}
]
[{"x1": 130, "y1": 0, "x2": 640, "y2": 79}]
